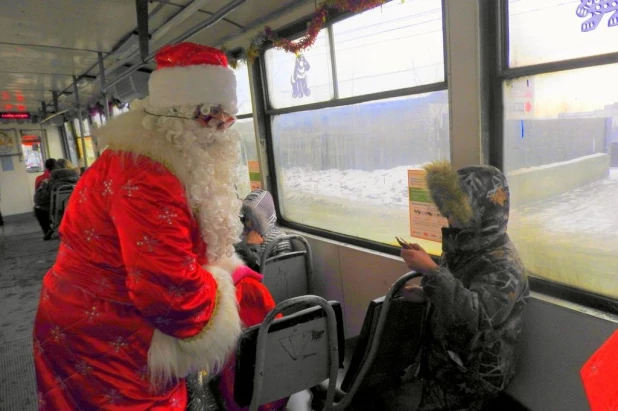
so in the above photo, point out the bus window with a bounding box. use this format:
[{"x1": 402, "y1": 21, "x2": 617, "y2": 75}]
[
  {"x1": 63, "y1": 122, "x2": 79, "y2": 166},
  {"x1": 234, "y1": 65, "x2": 259, "y2": 199},
  {"x1": 267, "y1": 0, "x2": 448, "y2": 246},
  {"x1": 20, "y1": 130, "x2": 45, "y2": 173},
  {"x1": 333, "y1": 0, "x2": 445, "y2": 98},
  {"x1": 502, "y1": 1, "x2": 618, "y2": 299},
  {"x1": 265, "y1": 30, "x2": 334, "y2": 109},
  {"x1": 508, "y1": 0, "x2": 618, "y2": 67}
]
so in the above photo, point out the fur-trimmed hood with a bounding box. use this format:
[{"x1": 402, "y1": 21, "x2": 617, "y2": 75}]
[{"x1": 425, "y1": 161, "x2": 510, "y2": 252}]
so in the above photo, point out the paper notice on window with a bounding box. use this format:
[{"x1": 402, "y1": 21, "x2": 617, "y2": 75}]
[
  {"x1": 248, "y1": 160, "x2": 262, "y2": 190},
  {"x1": 408, "y1": 169, "x2": 448, "y2": 242}
]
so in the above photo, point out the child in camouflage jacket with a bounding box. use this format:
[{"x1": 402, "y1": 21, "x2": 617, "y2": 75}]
[{"x1": 400, "y1": 161, "x2": 529, "y2": 410}]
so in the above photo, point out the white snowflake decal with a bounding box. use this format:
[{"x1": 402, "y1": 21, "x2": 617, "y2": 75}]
[
  {"x1": 38, "y1": 392, "x2": 46, "y2": 408},
  {"x1": 102, "y1": 180, "x2": 114, "y2": 196},
  {"x1": 84, "y1": 305, "x2": 100, "y2": 322},
  {"x1": 169, "y1": 285, "x2": 186, "y2": 299},
  {"x1": 103, "y1": 388, "x2": 122, "y2": 405},
  {"x1": 136, "y1": 235, "x2": 157, "y2": 252},
  {"x1": 50, "y1": 326, "x2": 65, "y2": 342},
  {"x1": 182, "y1": 256, "x2": 196, "y2": 271},
  {"x1": 157, "y1": 207, "x2": 178, "y2": 225},
  {"x1": 110, "y1": 336, "x2": 128, "y2": 352},
  {"x1": 128, "y1": 269, "x2": 144, "y2": 284},
  {"x1": 78, "y1": 188, "x2": 88, "y2": 204},
  {"x1": 121, "y1": 180, "x2": 139, "y2": 197},
  {"x1": 84, "y1": 228, "x2": 99, "y2": 242},
  {"x1": 76, "y1": 360, "x2": 93, "y2": 376}
]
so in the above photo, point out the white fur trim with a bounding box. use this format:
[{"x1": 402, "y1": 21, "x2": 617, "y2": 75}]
[
  {"x1": 148, "y1": 265, "x2": 241, "y2": 386},
  {"x1": 215, "y1": 253, "x2": 245, "y2": 274},
  {"x1": 149, "y1": 65, "x2": 238, "y2": 115}
]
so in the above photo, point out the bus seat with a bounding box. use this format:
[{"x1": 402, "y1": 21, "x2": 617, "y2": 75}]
[
  {"x1": 234, "y1": 296, "x2": 345, "y2": 411},
  {"x1": 340, "y1": 286, "x2": 426, "y2": 393},
  {"x1": 49, "y1": 183, "x2": 75, "y2": 229},
  {"x1": 259, "y1": 235, "x2": 313, "y2": 304},
  {"x1": 312, "y1": 272, "x2": 427, "y2": 410}
]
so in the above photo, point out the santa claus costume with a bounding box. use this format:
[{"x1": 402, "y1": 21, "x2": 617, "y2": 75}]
[{"x1": 33, "y1": 43, "x2": 253, "y2": 410}]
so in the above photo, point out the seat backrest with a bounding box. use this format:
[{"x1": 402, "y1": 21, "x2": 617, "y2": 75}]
[
  {"x1": 234, "y1": 297, "x2": 345, "y2": 410},
  {"x1": 335, "y1": 272, "x2": 427, "y2": 409},
  {"x1": 50, "y1": 184, "x2": 75, "y2": 226},
  {"x1": 260, "y1": 235, "x2": 313, "y2": 303},
  {"x1": 341, "y1": 296, "x2": 425, "y2": 392}
]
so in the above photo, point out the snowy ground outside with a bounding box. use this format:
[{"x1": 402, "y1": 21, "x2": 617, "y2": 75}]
[{"x1": 275, "y1": 166, "x2": 618, "y2": 299}]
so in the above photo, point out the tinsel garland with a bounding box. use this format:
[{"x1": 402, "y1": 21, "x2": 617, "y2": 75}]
[{"x1": 227, "y1": 0, "x2": 395, "y2": 68}]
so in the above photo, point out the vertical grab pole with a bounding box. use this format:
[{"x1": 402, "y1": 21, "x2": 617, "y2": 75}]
[
  {"x1": 98, "y1": 52, "x2": 111, "y2": 122},
  {"x1": 72, "y1": 76, "x2": 88, "y2": 168}
]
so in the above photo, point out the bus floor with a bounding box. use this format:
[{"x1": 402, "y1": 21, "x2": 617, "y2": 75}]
[
  {"x1": 0, "y1": 214, "x2": 425, "y2": 410},
  {"x1": 0, "y1": 213, "x2": 56, "y2": 411}
]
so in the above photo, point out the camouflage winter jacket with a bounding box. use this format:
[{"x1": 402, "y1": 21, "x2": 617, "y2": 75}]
[{"x1": 419, "y1": 163, "x2": 529, "y2": 409}]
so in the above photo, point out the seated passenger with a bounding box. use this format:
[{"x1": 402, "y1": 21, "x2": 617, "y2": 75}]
[
  {"x1": 234, "y1": 189, "x2": 292, "y2": 271},
  {"x1": 35, "y1": 158, "x2": 56, "y2": 191},
  {"x1": 399, "y1": 162, "x2": 529, "y2": 411},
  {"x1": 33, "y1": 158, "x2": 79, "y2": 240}
]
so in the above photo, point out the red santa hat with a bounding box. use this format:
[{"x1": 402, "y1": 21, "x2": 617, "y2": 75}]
[{"x1": 148, "y1": 42, "x2": 238, "y2": 116}]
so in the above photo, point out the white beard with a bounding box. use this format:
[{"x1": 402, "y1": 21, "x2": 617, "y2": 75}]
[{"x1": 95, "y1": 100, "x2": 243, "y2": 263}]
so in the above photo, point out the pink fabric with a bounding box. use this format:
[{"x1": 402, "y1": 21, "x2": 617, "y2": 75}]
[{"x1": 218, "y1": 272, "x2": 288, "y2": 411}]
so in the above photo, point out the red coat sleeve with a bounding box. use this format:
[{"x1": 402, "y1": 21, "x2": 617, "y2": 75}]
[
  {"x1": 111, "y1": 170, "x2": 216, "y2": 339},
  {"x1": 235, "y1": 278, "x2": 277, "y2": 328}
]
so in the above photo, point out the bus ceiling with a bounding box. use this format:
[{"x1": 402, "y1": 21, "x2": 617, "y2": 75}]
[{"x1": 0, "y1": 0, "x2": 315, "y2": 116}]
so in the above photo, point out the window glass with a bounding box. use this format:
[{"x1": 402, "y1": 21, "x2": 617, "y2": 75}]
[
  {"x1": 333, "y1": 0, "x2": 444, "y2": 98},
  {"x1": 272, "y1": 91, "x2": 449, "y2": 245},
  {"x1": 63, "y1": 122, "x2": 79, "y2": 165},
  {"x1": 235, "y1": 118, "x2": 259, "y2": 199},
  {"x1": 508, "y1": 0, "x2": 618, "y2": 67},
  {"x1": 503, "y1": 64, "x2": 618, "y2": 299},
  {"x1": 265, "y1": 30, "x2": 334, "y2": 109},
  {"x1": 73, "y1": 118, "x2": 91, "y2": 137},
  {"x1": 20, "y1": 130, "x2": 45, "y2": 173},
  {"x1": 91, "y1": 113, "x2": 104, "y2": 128},
  {"x1": 235, "y1": 65, "x2": 253, "y2": 116}
]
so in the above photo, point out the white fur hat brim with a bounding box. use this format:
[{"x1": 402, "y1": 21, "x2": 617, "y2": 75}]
[{"x1": 148, "y1": 65, "x2": 238, "y2": 116}]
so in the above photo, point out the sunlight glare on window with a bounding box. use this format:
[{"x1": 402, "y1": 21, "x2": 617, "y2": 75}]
[{"x1": 333, "y1": 0, "x2": 444, "y2": 97}]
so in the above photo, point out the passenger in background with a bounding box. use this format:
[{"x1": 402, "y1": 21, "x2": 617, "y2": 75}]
[
  {"x1": 234, "y1": 189, "x2": 292, "y2": 271},
  {"x1": 33, "y1": 158, "x2": 79, "y2": 240},
  {"x1": 35, "y1": 158, "x2": 56, "y2": 190},
  {"x1": 399, "y1": 161, "x2": 529, "y2": 411}
]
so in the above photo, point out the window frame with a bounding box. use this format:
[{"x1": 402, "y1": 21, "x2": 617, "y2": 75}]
[
  {"x1": 256, "y1": 0, "x2": 449, "y2": 256},
  {"x1": 490, "y1": 0, "x2": 618, "y2": 313}
]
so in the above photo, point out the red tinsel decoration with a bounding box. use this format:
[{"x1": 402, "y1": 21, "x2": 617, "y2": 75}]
[{"x1": 247, "y1": 0, "x2": 389, "y2": 61}]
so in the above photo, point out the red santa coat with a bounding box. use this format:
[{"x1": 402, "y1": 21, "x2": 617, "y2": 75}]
[{"x1": 33, "y1": 147, "x2": 242, "y2": 410}]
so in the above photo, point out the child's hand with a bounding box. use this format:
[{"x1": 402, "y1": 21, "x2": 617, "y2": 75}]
[
  {"x1": 400, "y1": 244, "x2": 439, "y2": 274},
  {"x1": 246, "y1": 230, "x2": 263, "y2": 245},
  {"x1": 400, "y1": 284, "x2": 427, "y2": 303}
]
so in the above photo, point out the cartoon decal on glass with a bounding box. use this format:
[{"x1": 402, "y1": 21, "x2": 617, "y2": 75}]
[
  {"x1": 291, "y1": 54, "x2": 311, "y2": 98},
  {"x1": 577, "y1": 0, "x2": 618, "y2": 32}
]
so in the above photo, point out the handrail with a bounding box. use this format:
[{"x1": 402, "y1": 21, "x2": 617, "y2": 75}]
[
  {"x1": 250, "y1": 296, "x2": 340, "y2": 411},
  {"x1": 104, "y1": 0, "x2": 248, "y2": 92}
]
